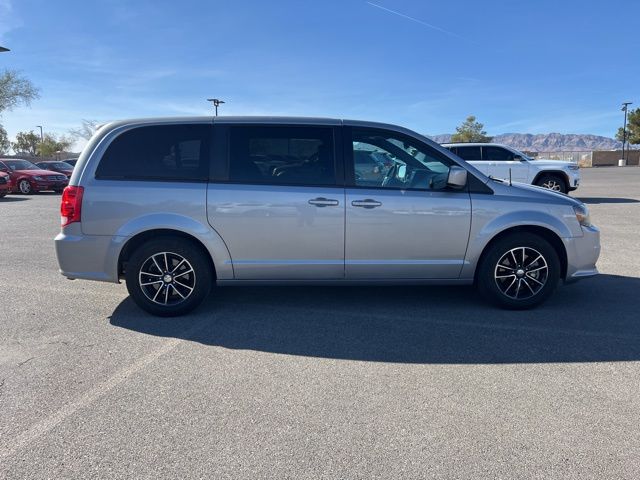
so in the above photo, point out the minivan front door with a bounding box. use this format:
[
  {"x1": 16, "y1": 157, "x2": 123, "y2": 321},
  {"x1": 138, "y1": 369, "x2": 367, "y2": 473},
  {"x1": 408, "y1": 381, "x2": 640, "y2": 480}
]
[
  {"x1": 345, "y1": 128, "x2": 471, "y2": 279},
  {"x1": 207, "y1": 124, "x2": 345, "y2": 280}
]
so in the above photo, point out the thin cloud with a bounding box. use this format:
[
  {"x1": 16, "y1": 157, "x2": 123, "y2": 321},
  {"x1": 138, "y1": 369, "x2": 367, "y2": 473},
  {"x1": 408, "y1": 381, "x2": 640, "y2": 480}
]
[{"x1": 366, "y1": 2, "x2": 465, "y2": 40}]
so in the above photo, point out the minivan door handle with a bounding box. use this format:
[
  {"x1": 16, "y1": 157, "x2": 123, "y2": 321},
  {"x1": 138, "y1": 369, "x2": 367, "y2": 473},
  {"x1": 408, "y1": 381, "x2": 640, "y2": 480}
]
[
  {"x1": 351, "y1": 199, "x2": 382, "y2": 209},
  {"x1": 308, "y1": 197, "x2": 339, "y2": 207}
]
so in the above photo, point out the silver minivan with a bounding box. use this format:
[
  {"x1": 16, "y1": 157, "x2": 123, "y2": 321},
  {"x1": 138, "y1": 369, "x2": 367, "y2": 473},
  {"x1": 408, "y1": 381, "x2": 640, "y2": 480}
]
[{"x1": 55, "y1": 117, "x2": 600, "y2": 316}]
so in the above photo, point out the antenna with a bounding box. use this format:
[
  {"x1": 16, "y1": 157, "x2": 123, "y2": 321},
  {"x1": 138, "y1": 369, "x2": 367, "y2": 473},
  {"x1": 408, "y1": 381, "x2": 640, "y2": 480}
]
[{"x1": 509, "y1": 168, "x2": 512, "y2": 186}]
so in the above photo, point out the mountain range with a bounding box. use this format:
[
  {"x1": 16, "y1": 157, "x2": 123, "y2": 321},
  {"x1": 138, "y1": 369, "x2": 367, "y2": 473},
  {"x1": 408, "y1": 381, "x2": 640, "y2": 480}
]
[{"x1": 427, "y1": 133, "x2": 635, "y2": 152}]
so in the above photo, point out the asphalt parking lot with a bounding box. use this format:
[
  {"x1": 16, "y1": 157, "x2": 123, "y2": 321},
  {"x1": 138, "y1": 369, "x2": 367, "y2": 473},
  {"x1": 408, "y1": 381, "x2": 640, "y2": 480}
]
[{"x1": 1, "y1": 168, "x2": 639, "y2": 479}]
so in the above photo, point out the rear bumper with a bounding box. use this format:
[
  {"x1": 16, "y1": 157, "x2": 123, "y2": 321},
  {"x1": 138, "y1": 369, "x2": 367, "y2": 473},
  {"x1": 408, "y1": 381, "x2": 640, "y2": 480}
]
[
  {"x1": 563, "y1": 225, "x2": 600, "y2": 282},
  {"x1": 55, "y1": 226, "x2": 123, "y2": 283}
]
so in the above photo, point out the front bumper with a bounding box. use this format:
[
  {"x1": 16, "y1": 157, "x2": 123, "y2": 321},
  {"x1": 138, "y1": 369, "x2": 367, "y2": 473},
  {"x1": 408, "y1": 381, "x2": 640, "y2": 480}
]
[
  {"x1": 33, "y1": 180, "x2": 68, "y2": 191},
  {"x1": 563, "y1": 225, "x2": 600, "y2": 282}
]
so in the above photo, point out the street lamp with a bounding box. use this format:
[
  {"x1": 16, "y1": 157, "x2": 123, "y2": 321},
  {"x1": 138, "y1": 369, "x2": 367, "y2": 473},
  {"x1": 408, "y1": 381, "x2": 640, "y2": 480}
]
[
  {"x1": 36, "y1": 125, "x2": 44, "y2": 142},
  {"x1": 207, "y1": 98, "x2": 225, "y2": 116},
  {"x1": 621, "y1": 102, "x2": 632, "y2": 165}
]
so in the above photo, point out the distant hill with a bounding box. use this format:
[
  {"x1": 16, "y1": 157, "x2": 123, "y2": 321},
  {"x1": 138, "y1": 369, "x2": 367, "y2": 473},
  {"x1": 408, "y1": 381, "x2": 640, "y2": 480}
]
[{"x1": 427, "y1": 133, "x2": 636, "y2": 152}]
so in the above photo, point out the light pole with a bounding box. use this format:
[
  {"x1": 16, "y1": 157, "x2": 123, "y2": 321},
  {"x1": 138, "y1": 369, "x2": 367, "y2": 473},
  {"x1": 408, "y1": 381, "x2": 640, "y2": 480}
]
[
  {"x1": 36, "y1": 125, "x2": 44, "y2": 142},
  {"x1": 207, "y1": 98, "x2": 225, "y2": 116},
  {"x1": 621, "y1": 102, "x2": 632, "y2": 165}
]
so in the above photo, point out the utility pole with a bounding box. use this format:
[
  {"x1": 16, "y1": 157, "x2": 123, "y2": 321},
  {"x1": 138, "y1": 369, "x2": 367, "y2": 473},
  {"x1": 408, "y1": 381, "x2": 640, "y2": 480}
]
[
  {"x1": 207, "y1": 98, "x2": 225, "y2": 116},
  {"x1": 621, "y1": 102, "x2": 632, "y2": 164}
]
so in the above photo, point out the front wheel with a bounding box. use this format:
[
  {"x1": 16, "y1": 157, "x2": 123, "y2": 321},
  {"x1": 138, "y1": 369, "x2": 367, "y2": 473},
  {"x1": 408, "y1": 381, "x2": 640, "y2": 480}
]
[
  {"x1": 18, "y1": 179, "x2": 33, "y2": 194},
  {"x1": 125, "y1": 238, "x2": 214, "y2": 317},
  {"x1": 535, "y1": 174, "x2": 567, "y2": 194},
  {"x1": 477, "y1": 233, "x2": 560, "y2": 309}
]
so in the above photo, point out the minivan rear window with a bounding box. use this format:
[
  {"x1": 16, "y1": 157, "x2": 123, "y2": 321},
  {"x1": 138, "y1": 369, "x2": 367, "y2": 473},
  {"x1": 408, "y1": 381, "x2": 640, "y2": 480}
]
[
  {"x1": 228, "y1": 126, "x2": 336, "y2": 186},
  {"x1": 96, "y1": 124, "x2": 210, "y2": 181}
]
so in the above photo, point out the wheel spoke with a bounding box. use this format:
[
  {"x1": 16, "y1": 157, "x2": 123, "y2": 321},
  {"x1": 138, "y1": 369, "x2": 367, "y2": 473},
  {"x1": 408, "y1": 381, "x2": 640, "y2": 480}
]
[
  {"x1": 522, "y1": 278, "x2": 535, "y2": 294},
  {"x1": 526, "y1": 274, "x2": 545, "y2": 286},
  {"x1": 152, "y1": 256, "x2": 164, "y2": 274},
  {"x1": 170, "y1": 284, "x2": 185, "y2": 299},
  {"x1": 174, "y1": 278, "x2": 194, "y2": 292},
  {"x1": 174, "y1": 269, "x2": 194, "y2": 279},
  {"x1": 515, "y1": 279, "x2": 522, "y2": 298},
  {"x1": 140, "y1": 271, "x2": 162, "y2": 277},
  {"x1": 525, "y1": 254, "x2": 543, "y2": 268},
  {"x1": 496, "y1": 274, "x2": 516, "y2": 279},
  {"x1": 171, "y1": 258, "x2": 186, "y2": 274},
  {"x1": 510, "y1": 250, "x2": 518, "y2": 267},
  {"x1": 152, "y1": 285, "x2": 163, "y2": 302},
  {"x1": 527, "y1": 265, "x2": 546, "y2": 273},
  {"x1": 164, "y1": 253, "x2": 169, "y2": 272},
  {"x1": 164, "y1": 285, "x2": 170, "y2": 304},
  {"x1": 141, "y1": 280, "x2": 163, "y2": 286}
]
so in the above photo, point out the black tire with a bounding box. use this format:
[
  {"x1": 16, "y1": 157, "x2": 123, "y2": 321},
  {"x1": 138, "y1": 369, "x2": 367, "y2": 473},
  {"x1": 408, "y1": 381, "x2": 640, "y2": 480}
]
[
  {"x1": 0, "y1": 192, "x2": 6, "y2": 198},
  {"x1": 18, "y1": 179, "x2": 33, "y2": 195},
  {"x1": 535, "y1": 174, "x2": 567, "y2": 194},
  {"x1": 477, "y1": 233, "x2": 560, "y2": 309},
  {"x1": 125, "y1": 237, "x2": 213, "y2": 317}
]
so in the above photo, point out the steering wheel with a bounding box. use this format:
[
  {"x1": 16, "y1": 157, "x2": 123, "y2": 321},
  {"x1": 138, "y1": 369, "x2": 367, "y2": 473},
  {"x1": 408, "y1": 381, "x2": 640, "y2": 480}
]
[{"x1": 381, "y1": 164, "x2": 397, "y2": 187}]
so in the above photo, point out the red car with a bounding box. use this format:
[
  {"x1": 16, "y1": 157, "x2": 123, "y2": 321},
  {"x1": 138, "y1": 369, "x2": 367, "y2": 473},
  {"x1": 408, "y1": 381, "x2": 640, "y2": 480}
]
[
  {"x1": 0, "y1": 159, "x2": 69, "y2": 194},
  {"x1": 35, "y1": 161, "x2": 74, "y2": 178},
  {"x1": 0, "y1": 170, "x2": 11, "y2": 197}
]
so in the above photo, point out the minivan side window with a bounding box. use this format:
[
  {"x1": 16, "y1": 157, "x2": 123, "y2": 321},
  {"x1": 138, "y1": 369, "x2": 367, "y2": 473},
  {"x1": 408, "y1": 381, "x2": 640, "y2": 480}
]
[
  {"x1": 351, "y1": 128, "x2": 452, "y2": 190},
  {"x1": 228, "y1": 126, "x2": 336, "y2": 186},
  {"x1": 482, "y1": 146, "x2": 515, "y2": 161},
  {"x1": 455, "y1": 146, "x2": 482, "y2": 161},
  {"x1": 95, "y1": 124, "x2": 210, "y2": 181}
]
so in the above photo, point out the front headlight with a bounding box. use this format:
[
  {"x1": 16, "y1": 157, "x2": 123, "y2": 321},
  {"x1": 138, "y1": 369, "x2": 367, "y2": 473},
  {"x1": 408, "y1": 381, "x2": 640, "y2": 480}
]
[
  {"x1": 573, "y1": 204, "x2": 591, "y2": 227},
  {"x1": 568, "y1": 164, "x2": 579, "y2": 170},
  {"x1": 33, "y1": 176, "x2": 43, "y2": 181}
]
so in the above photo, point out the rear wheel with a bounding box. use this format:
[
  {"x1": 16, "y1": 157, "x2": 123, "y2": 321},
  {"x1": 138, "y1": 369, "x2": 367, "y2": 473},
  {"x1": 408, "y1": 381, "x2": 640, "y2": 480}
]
[
  {"x1": 18, "y1": 179, "x2": 33, "y2": 194},
  {"x1": 125, "y1": 238, "x2": 213, "y2": 317},
  {"x1": 535, "y1": 174, "x2": 567, "y2": 194},
  {"x1": 0, "y1": 192, "x2": 6, "y2": 198},
  {"x1": 477, "y1": 233, "x2": 560, "y2": 309}
]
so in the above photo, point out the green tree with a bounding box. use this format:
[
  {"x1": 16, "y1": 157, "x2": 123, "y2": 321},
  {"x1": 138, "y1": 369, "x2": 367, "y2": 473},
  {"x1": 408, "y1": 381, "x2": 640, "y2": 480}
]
[
  {"x1": 37, "y1": 133, "x2": 73, "y2": 157},
  {"x1": 0, "y1": 70, "x2": 39, "y2": 114},
  {"x1": 616, "y1": 107, "x2": 640, "y2": 145},
  {"x1": 0, "y1": 125, "x2": 9, "y2": 154},
  {"x1": 450, "y1": 115, "x2": 493, "y2": 143},
  {"x1": 12, "y1": 130, "x2": 39, "y2": 156}
]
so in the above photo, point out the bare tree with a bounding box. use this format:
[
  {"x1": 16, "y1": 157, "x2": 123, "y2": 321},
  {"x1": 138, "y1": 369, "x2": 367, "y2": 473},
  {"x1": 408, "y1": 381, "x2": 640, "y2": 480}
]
[{"x1": 69, "y1": 119, "x2": 100, "y2": 141}]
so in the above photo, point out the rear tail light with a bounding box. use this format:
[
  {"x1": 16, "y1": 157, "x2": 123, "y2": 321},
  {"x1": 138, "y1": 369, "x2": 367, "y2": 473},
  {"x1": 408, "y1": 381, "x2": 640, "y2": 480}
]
[{"x1": 60, "y1": 186, "x2": 84, "y2": 227}]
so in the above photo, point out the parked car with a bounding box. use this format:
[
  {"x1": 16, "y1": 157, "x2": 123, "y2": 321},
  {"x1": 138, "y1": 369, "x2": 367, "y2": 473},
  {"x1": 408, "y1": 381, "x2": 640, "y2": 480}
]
[
  {"x1": 0, "y1": 170, "x2": 11, "y2": 197},
  {"x1": 0, "y1": 159, "x2": 69, "y2": 194},
  {"x1": 55, "y1": 117, "x2": 600, "y2": 316},
  {"x1": 441, "y1": 143, "x2": 580, "y2": 193},
  {"x1": 63, "y1": 158, "x2": 79, "y2": 168},
  {"x1": 35, "y1": 161, "x2": 74, "y2": 178}
]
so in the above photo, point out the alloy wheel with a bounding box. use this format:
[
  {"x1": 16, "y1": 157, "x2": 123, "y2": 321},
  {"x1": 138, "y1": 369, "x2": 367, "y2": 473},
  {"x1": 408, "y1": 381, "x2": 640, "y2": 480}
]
[
  {"x1": 541, "y1": 179, "x2": 561, "y2": 191},
  {"x1": 138, "y1": 251, "x2": 196, "y2": 306},
  {"x1": 19, "y1": 180, "x2": 32, "y2": 194},
  {"x1": 494, "y1": 247, "x2": 548, "y2": 300}
]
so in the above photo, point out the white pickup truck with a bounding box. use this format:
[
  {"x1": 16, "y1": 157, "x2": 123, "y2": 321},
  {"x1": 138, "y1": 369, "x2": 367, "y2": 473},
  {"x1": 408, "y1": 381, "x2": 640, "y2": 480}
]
[{"x1": 442, "y1": 142, "x2": 580, "y2": 194}]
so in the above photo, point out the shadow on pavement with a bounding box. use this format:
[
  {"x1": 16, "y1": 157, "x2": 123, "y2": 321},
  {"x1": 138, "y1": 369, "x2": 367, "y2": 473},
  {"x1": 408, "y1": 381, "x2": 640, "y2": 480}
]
[
  {"x1": 0, "y1": 196, "x2": 30, "y2": 202},
  {"x1": 110, "y1": 274, "x2": 640, "y2": 364},
  {"x1": 578, "y1": 197, "x2": 640, "y2": 204}
]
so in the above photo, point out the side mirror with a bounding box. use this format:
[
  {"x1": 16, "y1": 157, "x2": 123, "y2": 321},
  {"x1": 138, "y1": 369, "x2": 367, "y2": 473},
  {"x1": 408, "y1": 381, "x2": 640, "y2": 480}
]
[{"x1": 447, "y1": 166, "x2": 467, "y2": 189}]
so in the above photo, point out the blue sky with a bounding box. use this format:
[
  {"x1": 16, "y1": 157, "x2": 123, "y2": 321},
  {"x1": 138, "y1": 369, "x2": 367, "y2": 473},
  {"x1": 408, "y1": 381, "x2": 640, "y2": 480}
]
[{"x1": 1, "y1": 0, "x2": 638, "y2": 149}]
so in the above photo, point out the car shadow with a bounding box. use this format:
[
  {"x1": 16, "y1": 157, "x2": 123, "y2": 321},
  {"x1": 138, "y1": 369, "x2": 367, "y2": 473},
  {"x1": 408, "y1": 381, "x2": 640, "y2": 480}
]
[
  {"x1": 109, "y1": 274, "x2": 640, "y2": 364},
  {"x1": 0, "y1": 196, "x2": 30, "y2": 202},
  {"x1": 578, "y1": 197, "x2": 640, "y2": 204}
]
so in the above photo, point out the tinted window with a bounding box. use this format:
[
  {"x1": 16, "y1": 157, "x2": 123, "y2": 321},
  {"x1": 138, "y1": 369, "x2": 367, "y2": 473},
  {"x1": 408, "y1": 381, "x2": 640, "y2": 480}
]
[
  {"x1": 455, "y1": 146, "x2": 482, "y2": 161},
  {"x1": 482, "y1": 146, "x2": 515, "y2": 161},
  {"x1": 96, "y1": 124, "x2": 210, "y2": 181},
  {"x1": 352, "y1": 129, "x2": 452, "y2": 190},
  {"x1": 228, "y1": 126, "x2": 336, "y2": 186}
]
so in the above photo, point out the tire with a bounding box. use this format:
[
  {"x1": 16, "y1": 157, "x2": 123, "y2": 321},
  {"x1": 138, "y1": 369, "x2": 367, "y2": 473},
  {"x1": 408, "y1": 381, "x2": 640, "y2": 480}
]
[
  {"x1": 125, "y1": 238, "x2": 213, "y2": 317},
  {"x1": 18, "y1": 179, "x2": 33, "y2": 195},
  {"x1": 535, "y1": 174, "x2": 567, "y2": 194},
  {"x1": 0, "y1": 192, "x2": 6, "y2": 198},
  {"x1": 477, "y1": 233, "x2": 561, "y2": 309}
]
